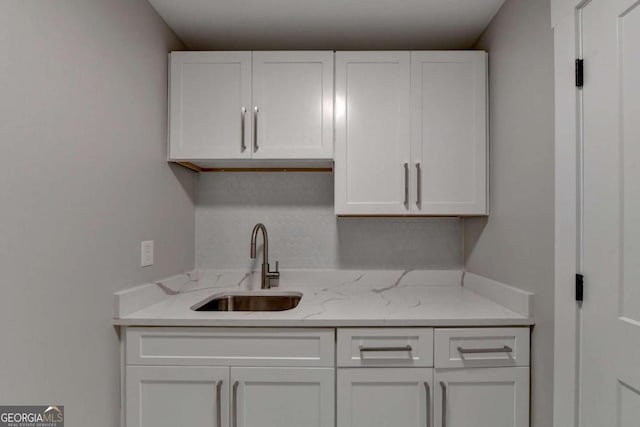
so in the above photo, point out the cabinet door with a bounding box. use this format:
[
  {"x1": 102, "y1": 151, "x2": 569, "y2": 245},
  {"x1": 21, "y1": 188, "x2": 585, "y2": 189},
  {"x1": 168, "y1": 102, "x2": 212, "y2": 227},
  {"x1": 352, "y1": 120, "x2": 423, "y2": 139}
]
[
  {"x1": 434, "y1": 367, "x2": 529, "y2": 427},
  {"x1": 335, "y1": 52, "x2": 412, "y2": 215},
  {"x1": 126, "y1": 366, "x2": 229, "y2": 427},
  {"x1": 231, "y1": 367, "x2": 334, "y2": 427},
  {"x1": 411, "y1": 51, "x2": 487, "y2": 215},
  {"x1": 169, "y1": 51, "x2": 251, "y2": 160},
  {"x1": 337, "y1": 368, "x2": 433, "y2": 427},
  {"x1": 252, "y1": 52, "x2": 333, "y2": 159}
]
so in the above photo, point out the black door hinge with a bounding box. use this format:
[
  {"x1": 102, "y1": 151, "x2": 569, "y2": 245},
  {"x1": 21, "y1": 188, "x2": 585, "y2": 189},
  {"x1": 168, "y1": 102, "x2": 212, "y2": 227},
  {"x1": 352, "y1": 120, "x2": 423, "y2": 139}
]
[
  {"x1": 576, "y1": 59, "x2": 584, "y2": 88},
  {"x1": 576, "y1": 274, "x2": 584, "y2": 302}
]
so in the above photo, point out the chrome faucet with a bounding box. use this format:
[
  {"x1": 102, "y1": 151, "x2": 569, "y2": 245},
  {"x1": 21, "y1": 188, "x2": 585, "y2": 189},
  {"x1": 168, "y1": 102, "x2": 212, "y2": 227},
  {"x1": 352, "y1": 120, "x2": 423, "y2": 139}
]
[{"x1": 250, "y1": 223, "x2": 280, "y2": 289}]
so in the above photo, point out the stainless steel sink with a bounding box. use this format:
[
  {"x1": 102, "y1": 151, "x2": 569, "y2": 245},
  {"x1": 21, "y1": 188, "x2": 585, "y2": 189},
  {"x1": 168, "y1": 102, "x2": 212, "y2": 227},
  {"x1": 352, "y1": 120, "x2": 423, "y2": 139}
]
[{"x1": 192, "y1": 292, "x2": 302, "y2": 312}]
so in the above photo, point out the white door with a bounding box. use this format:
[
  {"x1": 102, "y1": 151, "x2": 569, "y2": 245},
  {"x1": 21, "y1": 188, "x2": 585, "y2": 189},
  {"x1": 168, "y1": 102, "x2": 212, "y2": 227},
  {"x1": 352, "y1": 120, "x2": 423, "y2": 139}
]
[
  {"x1": 169, "y1": 51, "x2": 251, "y2": 160},
  {"x1": 126, "y1": 366, "x2": 229, "y2": 427},
  {"x1": 580, "y1": 0, "x2": 640, "y2": 425},
  {"x1": 411, "y1": 51, "x2": 487, "y2": 215},
  {"x1": 335, "y1": 52, "x2": 412, "y2": 215},
  {"x1": 231, "y1": 367, "x2": 334, "y2": 427},
  {"x1": 252, "y1": 52, "x2": 334, "y2": 159},
  {"x1": 337, "y1": 368, "x2": 433, "y2": 427},
  {"x1": 434, "y1": 367, "x2": 529, "y2": 427}
]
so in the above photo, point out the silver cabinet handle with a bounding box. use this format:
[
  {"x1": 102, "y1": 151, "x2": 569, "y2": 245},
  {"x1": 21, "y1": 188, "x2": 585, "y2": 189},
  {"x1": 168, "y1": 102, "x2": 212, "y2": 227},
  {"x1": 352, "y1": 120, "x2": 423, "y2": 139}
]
[
  {"x1": 404, "y1": 162, "x2": 409, "y2": 208},
  {"x1": 440, "y1": 381, "x2": 447, "y2": 427},
  {"x1": 457, "y1": 345, "x2": 513, "y2": 354},
  {"x1": 232, "y1": 381, "x2": 239, "y2": 427},
  {"x1": 425, "y1": 382, "x2": 431, "y2": 427},
  {"x1": 216, "y1": 380, "x2": 223, "y2": 427},
  {"x1": 359, "y1": 345, "x2": 413, "y2": 353},
  {"x1": 416, "y1": 162, "x2": 422, "y2": 207},
  {"x1": 253, "y1": 106, "x2": 259, "y2": 152},
  {"x1": 240, "y1": 107, "x2": 246, "y2": 152}
]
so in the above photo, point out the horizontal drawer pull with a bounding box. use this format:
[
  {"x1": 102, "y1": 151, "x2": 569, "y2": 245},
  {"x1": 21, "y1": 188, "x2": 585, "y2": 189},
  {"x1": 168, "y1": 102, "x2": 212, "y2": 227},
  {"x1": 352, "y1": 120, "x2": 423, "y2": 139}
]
[
  {"x1": 338, "y1": 328, "x2": 433, "y2": 367},
  {"x1": 359, "y1": 345, "x2": 413, "y2": 353},
  {"x1": 457, "y1": 345, "x2": 513, "y2": 354}
]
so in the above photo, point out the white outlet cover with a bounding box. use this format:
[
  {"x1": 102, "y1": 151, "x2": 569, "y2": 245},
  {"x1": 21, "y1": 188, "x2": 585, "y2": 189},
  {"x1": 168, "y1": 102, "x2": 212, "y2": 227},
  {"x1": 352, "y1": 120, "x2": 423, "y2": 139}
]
[{"x1": 141, "y1": 240, "x2": 154, "y2": 267}]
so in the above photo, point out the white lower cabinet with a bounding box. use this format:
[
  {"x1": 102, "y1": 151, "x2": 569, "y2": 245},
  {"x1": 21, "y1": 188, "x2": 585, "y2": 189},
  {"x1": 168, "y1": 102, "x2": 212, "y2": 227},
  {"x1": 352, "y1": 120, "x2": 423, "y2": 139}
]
[
  {"x1": 338, "y1": 368, "x2": 433, "y2": 427},
  {"x1": 232, "y1": 367, "x2": 334, "y2": 427},
  {"x1": 434, "y1": 367, "x2": 530, "y2": 427},
  {"x1": 126, "y1": 366, "x2": 229, "y2": 427},
  {"x1": 123, "y1": 327, "x2": 530, "y2": 427},
  {"x1": 124, "y1": 327, "x2": 335, "y2": 427}
]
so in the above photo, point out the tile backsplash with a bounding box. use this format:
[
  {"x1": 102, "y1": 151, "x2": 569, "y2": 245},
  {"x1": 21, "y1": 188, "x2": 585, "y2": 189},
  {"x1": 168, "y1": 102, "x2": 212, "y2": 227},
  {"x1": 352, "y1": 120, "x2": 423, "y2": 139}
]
[{"x1": 196, "y1": 172, "x2": 463, "y2": 270}]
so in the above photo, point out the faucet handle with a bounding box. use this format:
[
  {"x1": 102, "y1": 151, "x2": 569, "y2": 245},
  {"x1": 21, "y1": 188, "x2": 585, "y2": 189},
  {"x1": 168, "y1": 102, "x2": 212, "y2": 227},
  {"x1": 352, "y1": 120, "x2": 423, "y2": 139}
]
[{"x1": 267, "y1": 261, "x2": 280, "y2": 288}]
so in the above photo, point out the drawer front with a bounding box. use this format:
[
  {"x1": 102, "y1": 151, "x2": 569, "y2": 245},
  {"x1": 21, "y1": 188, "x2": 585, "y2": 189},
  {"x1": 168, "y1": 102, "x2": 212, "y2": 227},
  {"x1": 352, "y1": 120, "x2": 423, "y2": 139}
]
[
  {"x1": 434, "y1": 327, "x2": 530, "y2": 368},
  {"x1": 126, "y1": 327, "x2": 334, "y2": 367},
  {"x1": 337, "y1": 328, "x2": 434, "y2": 367}
]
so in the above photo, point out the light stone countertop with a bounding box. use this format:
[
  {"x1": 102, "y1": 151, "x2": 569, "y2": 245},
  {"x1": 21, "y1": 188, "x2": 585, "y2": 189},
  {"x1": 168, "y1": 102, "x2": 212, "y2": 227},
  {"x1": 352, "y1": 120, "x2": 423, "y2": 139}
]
[{"x1": 113, "y1": 269, "x2": 534, "y2": 327}]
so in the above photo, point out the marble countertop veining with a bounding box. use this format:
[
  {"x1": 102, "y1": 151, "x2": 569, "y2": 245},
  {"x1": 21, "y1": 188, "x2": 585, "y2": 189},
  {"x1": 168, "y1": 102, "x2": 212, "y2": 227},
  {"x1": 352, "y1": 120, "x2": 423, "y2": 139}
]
[{"x1": 113, "y1": 269, "x2": 534, "y2": 327}]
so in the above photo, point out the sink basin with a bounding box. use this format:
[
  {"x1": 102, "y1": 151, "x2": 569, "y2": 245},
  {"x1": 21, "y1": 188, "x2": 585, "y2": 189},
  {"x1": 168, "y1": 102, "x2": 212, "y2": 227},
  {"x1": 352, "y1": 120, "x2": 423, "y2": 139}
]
[{"x1": 192, "y1": 292, "x2": 302, "y2": 312}]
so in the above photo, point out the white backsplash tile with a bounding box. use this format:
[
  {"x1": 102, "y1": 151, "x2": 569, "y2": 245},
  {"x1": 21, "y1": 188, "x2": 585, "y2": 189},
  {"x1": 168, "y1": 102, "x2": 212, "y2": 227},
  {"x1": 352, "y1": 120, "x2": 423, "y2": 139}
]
[{"x1": 196, "y1": 172, "x2": 463, "y2": 270}]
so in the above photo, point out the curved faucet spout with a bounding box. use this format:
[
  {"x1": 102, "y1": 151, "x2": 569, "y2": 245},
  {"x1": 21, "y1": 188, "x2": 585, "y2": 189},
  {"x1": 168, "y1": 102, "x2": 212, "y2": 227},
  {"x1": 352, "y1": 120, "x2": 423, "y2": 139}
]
[{"x1": 250, "y1": 223, "x2": 268, "y2": 261}]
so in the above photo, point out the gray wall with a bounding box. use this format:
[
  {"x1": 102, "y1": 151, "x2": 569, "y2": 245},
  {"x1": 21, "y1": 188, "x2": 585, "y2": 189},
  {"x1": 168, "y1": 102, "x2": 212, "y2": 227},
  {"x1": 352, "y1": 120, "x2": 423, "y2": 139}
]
[
  {"x1": 0, "y1": 1, "x2": 194, "y2": 426},
  {"x1": 465, "y1": 1, "x2": 555, "y2": 426},
  {"x1": 197, "y1": 172, "x2": 463, "y2": 270}
]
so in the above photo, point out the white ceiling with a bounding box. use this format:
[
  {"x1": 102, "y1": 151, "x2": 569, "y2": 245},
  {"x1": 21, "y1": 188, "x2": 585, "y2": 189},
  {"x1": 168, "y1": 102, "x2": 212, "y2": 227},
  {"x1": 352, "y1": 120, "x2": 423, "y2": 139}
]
[{"x1": 148, "y1": 0, "x2": 506, "y2": 50}]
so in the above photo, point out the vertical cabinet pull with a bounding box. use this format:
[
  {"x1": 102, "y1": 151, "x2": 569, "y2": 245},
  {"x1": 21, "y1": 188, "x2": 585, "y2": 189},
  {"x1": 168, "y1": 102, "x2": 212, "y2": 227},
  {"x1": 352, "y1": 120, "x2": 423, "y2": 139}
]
[
  {"x1": 232, "y1": 381, "x2": 239, "y2": 427},
  {"x1": 404, "y1": 162, "x2": 409, "y2": 208},
  {"x1": 216, "y1": 380, "x2": 223, "y2": 427},
  {"x1": 440, "y1": 381, "x2": 447, "y2": 427},
  {"x1": 425, "y1": 382, "x2": 431, "y2": 427},
  {"x1": 253, "y1": 106, "x2": 259, "y2": 152},
  {"x1": 240, "y1": 108, "x2": 246, "y2": 152},
  {"x1": 416, "y1": 162, "x2": 422, "y2": 207}
]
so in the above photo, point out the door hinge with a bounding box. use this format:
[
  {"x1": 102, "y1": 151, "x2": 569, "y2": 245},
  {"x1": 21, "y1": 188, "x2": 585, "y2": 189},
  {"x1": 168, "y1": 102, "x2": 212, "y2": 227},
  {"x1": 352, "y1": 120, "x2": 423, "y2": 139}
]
[
  {"x1": 575, "y1": 59, "x2": 584, "y2": 88},
  {"x1": 576, "y1": 273, "x2": 584, "y2": 302}
]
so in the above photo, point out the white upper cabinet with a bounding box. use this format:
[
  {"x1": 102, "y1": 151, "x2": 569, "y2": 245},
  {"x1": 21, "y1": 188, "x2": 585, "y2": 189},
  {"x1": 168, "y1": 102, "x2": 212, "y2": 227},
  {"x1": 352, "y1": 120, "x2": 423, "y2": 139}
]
[
  {"x1": 169, "y1": 50, "x2": 487, "y2": 216},
  {"x1": 335, "y1": 51, "x2": 488, "y2": 216},
  {"x1": 169, "y1": 51, "x2": 333, "y2": 163},
  {"x1": 334, "y1": 52, "x2": 412, "y2": 215},
  {"x1": 252, "y1": 52, "x2": 334, "y2": 159},
  {"x1": 411, "y1": 51, "x2": 487, "y2": 215},
  {"x1": 169, "y1": 51, "x2": 252, "y2": 160}
]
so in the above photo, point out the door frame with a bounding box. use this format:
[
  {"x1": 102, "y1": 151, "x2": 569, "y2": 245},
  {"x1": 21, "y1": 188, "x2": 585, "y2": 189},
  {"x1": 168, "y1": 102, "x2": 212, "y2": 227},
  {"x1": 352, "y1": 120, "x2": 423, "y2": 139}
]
[{"x1": 551, "y1": 1, "x2": 589, "y2": 426}]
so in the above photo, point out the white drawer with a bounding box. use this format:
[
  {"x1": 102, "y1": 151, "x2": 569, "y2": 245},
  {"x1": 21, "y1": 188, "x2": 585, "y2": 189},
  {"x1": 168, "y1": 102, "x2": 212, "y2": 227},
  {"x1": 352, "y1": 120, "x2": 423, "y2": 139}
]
[
  {"x1": 434, "y1": 327, "x2": 530, "y2": 368},
  {"x1": 337, "y1": 328, "x2": 433, "y2": 367},
  {"x1": 126, "y1": 327, "x2": 334, "y2": 367}
]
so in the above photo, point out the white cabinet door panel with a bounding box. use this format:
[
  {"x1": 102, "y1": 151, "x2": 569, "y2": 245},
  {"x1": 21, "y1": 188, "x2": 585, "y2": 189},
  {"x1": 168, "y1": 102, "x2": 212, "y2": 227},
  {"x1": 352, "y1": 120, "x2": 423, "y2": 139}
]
[
  {"x1": 434, "y1": 367, "x2": 529, "y2": 427},
  {"x1": 126, "y1": 366, "x2": 229, "y2": 427},
  {"x1": 232, "y1": 367, "x2": 334, "y2": 427},
  {"x1": 337, "y1": 368, "x2": 433, "y2": 427},
  {"x1": 169, "y1": 52, "x2": 251, "y2": 160},
  {"x1": 252, "y1": 51, "x2": 333, "y2": 159},
  {"x1": 411, "y1": 51, "x2": 487, "y2": 215},
  {"x1": 335, "y1": 52, "x2": 411, "y2": 215}
]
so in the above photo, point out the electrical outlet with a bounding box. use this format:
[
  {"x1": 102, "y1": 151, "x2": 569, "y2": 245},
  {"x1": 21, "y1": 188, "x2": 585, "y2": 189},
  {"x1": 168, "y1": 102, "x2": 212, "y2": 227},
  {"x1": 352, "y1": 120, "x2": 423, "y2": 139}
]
[{"x1": 141, "y1": 240, "x2": 154, "y2": 267}]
